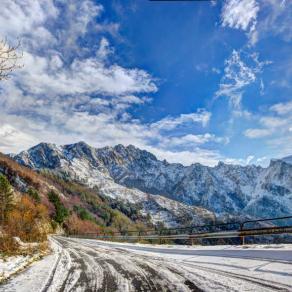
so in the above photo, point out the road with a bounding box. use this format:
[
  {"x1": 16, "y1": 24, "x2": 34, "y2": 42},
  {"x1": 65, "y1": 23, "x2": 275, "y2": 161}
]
[{"x1": 1, "y1": 236, "x2": 292, "y2": 292}]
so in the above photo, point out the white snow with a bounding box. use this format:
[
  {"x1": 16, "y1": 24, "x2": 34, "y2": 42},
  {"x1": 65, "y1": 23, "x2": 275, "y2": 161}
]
[
  {"x1": 84, "y1": 239, "x2": 292, "y2": 291},
  {"x1": 0, "y1": 238, "x2": 63, "y2": 292},
  {"x1": 2, "y1": 237, "x2": 292, "y2": 292},
  {"x1": 0, "y1": 255, "x2": 35, "y2": 282}
]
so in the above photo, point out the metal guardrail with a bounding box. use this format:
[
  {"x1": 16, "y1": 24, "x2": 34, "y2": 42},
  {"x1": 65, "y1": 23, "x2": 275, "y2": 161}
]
[{"x1": 68, "y1": 215, "x2": 292, "y2": 245}]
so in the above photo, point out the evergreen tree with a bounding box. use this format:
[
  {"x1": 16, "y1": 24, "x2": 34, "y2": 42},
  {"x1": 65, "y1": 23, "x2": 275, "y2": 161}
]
[
  {"x1": 27, "y1": 187, "x2": 41, "y2": 203},
  {"x1": 0, "y1": 174, "x2": 14, "y2": 225},
  {"x1": 48, "y1": 190, "x2": 69, "y2": 224}
]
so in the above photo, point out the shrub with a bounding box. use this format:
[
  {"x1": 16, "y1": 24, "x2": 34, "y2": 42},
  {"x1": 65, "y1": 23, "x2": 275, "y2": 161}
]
[
  {"x1": 50, "y1": 220, "x2": 58, "y2": 231},
  {"x1": 65, "y1": 214, "x2": 99, "y2": 235},
  {"x1": 0, "y1": 235, "x2": 19, "y2": 254},
  {"x1": 6, "y1": 195, "x2": 49, "y2": 242}
]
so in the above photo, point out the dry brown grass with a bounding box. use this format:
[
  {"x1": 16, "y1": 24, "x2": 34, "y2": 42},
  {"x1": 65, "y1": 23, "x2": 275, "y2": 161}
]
[{"x1": 0, "y1": 236, "x2": 19, "y2": 255}]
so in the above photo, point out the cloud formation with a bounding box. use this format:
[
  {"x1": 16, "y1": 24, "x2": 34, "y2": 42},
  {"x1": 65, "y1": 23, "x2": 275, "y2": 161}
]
[
  {"x1": 244, "y1": 100, "x2": 292, "y2": 156},
  {"x1": 0, "y1": 0, "x2": 228, "y2": 166},
  {"x1": 151, "y1": 109, "x2": 211, "y2": 131},
  {"x1": 221, "y1": 0, "x2": 292, "y2": 45},
  {"x1": 221, "y1": 0, "x2": 259, "y2": 31},
  {"x1": 215, "y1": 50, "x2": 268, "y2": 108}
]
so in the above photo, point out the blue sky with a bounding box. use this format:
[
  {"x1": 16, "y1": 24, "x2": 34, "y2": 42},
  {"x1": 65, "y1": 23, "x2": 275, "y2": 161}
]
[{"x1": 0, "y1": 0, "x2": 291, "y2": 166}]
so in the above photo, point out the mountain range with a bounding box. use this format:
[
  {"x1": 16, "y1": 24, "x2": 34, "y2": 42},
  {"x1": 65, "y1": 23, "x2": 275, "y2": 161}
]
[{"x1": 13, "y1": 142, "x2": 292, "y2": 226}]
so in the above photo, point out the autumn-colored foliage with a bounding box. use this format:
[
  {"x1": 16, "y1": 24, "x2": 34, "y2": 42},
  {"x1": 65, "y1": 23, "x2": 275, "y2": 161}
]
[
  {"x1": 0, "y1": 154, "x2": 152, "y2": 250},
  {"x1": 6, "y1": 195, "x2": 49, "y2": 242},
  {"x1": 65, "y1": 214, "x2": 100, "y2": 235},
  {"x1": 111, "y1": 211, "x2": 132, "y2": 234},
  {"x1": 0, "y1": 235, "x2": 19, "y2": 254}
]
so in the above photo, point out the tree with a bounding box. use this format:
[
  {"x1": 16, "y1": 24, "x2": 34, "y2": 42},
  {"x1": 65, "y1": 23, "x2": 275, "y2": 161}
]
[
  {"x1": 0, "y1": 174, "x2": 14, "y2": 225},
  {"x1": 0, "y1": 39, "x2": 22, "y2": 80},
  {"x1": 48, "y1": 190, "x2": 69, "y2": 224},
  {"x1": 73, "y1": 205, "x2": 95, "y2": 222},
  {"x1": 111, "y1": 211, "x2": 132, "y2": 234},
  {"x1": 27, "y1": 187, "x2": 41, "y2": 203}
]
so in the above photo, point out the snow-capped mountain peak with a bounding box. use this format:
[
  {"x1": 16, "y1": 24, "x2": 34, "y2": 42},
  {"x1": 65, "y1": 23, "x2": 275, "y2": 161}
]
[{"x1": 13, "y1": 142, "x2": 292, "y2": 222}]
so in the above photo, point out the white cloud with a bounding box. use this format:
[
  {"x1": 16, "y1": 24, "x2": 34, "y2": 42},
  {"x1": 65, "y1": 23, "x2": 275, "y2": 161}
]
[
  {"x1": 0, "y1": 0, "x2": 232, "y2": 167},
  {"x1": 211, "y1": 67, "x2": 221, "y2": 74},
  {"x1": 0, "y1": 124, "x2": 37, "y2": 153},
  {"x1": 221, "y1": 0, "x2": 259, "y2": 44},
  {"x1": 154, "y1": 133, "x2": 229, "y2": 152},
  {"x1": 244, "y1": 128, "x2": 271, "y2": 138},
  {"x1": 270, "y1": 101, "x2": 292, "y2": 115},
  {"x1": 257, "y1": 0, "x2": 292, "y2": 43},
  {"x1": 244, "y1": 110, "x2": 291, "y2": 139},
  {"x1": 221, "y1": 0, "x2": 259, "y2": 31},
  {"x1": 147, "y1": 147, "x2": 223, "y2": 167},
  {"x1": 59, "y1": 0, "x2": 103, "y2": 52},
  {"x1": 254, "y1": 156, "x2": 269, "y2": 165},
  {"x1": 216, "y1": 50, "x2": 268, "y2": 108},
  {"x1": 260, "y1": 116, "x2": 287, "y2": 128},
  {"x1": 151, "y1": 109, "x2": 211, "y2": 131},
  {"x1": 8, "y1": 52, "x2": 157, "y2": 98},
  {"x1": 244, "y1": 100, "x2": 292, "y2": 158},
  {"x1": 171, "y1": 133, "x2": 228, "y2": 146},
  {"x1": 221, "y1": 0, "x2": 292, "y2": 45},
  {"x1": 96, "y1": 37, "x2": 113, "y2": 60},
  {"x1": 0, "y1": 0, "x2": 58, "y2": 45},
  {"x1": 224, "y1": 155, "x2": 255, "y2": 165}
]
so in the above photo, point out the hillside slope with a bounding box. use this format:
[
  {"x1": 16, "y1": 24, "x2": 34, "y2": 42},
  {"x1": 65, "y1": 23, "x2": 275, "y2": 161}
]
[
  {"x1": 13, "y1": 142, "x2": 292, "y2": 219},
  {"x1": 2, "y1": 151, "x2": 214, "y2": 228},
  {"x1": 0, "y1": 153, "x2": 146, "y2": 233}
]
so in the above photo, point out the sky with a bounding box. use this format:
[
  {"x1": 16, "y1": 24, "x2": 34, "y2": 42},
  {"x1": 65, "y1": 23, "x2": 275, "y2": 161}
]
[{"x1": 0, "y1": 0, "x2": 291, "y2": 167}]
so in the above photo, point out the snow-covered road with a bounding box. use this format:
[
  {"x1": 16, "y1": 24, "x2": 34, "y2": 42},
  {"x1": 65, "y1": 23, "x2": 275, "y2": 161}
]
[{"x1": 1, "y1": 237, "x2": 292, "y2": 292}]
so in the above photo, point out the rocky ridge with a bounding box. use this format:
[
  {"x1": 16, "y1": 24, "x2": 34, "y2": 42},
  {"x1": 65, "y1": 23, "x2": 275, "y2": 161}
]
[{"x1": 14, "y1": 142, "x2": 292, "y2": 222}]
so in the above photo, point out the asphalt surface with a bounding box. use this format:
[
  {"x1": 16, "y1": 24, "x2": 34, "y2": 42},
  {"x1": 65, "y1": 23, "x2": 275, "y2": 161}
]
[
  {"x1": 87, "y1": 240, "x2": 292, "y2": 262},
  {"x1": 48, "y1": 237, "x2": 292, "y2": 291},
  {"x1": 2, "y1": 237, "x2": 292, "y2": 292}
]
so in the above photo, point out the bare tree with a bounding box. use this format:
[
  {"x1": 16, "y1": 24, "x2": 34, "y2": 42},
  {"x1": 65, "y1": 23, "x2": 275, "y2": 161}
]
[{"x1": 0, "y1": 39, "x2": 22, "y2": 80}]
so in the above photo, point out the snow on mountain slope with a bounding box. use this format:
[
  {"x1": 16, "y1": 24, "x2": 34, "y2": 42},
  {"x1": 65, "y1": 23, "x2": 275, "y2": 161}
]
[
  {"x1": 13, "y1": 142, "x2": 292, "y2": 220},
  {"x1": 13, "y1": 142, "x2": 214, "y2": 227}
]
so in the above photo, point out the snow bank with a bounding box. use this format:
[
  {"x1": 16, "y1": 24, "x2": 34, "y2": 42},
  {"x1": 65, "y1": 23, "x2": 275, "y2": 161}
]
[
  {"x1": 0, "y1": 253, "x2": 41, "y2": 283},
  {"x1": 0, "y1": 237, "x2": 63, "y2": 291}
]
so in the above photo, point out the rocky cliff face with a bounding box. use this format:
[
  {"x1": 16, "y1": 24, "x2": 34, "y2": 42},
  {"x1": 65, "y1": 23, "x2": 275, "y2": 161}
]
[{"x1": 14, "y1": 142, "x2": 292, "y2": 220}]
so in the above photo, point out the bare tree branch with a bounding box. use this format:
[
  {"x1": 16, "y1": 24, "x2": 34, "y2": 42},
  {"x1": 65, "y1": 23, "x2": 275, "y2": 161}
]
[{"x1": 0, "y1": 38, "x2": 23, "y2": 81}]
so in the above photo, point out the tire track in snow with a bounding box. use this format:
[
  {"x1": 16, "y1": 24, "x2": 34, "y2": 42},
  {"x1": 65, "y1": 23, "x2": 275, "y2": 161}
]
[
  {"x1": 52, "y1": 237, "x2": 201, "y2": 291},
  {"x1": 181, "y1": 262, "x2": 292, "y2": 292},
  {"x1": 9, "y1": 236, "x2": 290, "y2": 292}
]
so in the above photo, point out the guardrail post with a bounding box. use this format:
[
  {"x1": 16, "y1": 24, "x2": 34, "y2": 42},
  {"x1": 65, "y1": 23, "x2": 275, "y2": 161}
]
[
  {"x1": 189, "y1": 228, "x2": 194, "y2": 246},
  {"x1": 240, "y1": 223, "x2": 245, "y2": 245}
]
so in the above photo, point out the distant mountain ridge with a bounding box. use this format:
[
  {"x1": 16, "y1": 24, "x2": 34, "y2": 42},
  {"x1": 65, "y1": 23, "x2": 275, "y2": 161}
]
[
  {"x1": 282, "y1": 155, "x2": 292, "y2": 165},
  {"x1": 13, "y1": 142, "x2": 214, "y2": 227},
  {"x1": 13, "y1": 142, "x2": 292, "y2": 221}
]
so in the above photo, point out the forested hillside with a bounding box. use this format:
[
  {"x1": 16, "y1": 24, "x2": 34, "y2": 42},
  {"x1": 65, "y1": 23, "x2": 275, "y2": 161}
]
[{"x1": 0, "y1": 153, "x2": 152, "y2": 254}]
